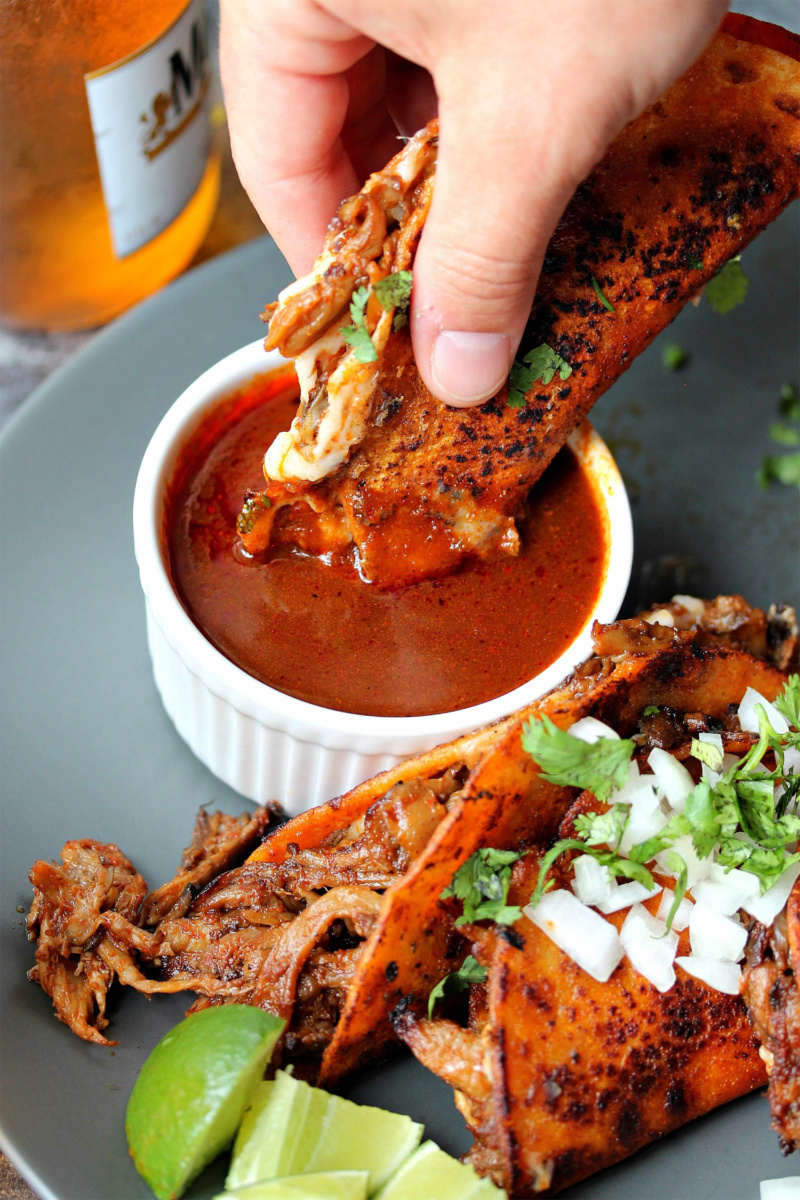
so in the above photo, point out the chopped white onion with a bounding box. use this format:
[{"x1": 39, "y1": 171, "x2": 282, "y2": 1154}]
[
  {"x1": 689, "y1": 901, "x2": 747, "y2": 962},
  {"x1": 655, "y1": 836, "x2": 712, "y2": 889},
  {"x1": 759, "y1": 1179, "x2": 800, "y2": 1200},
  {"x1": 784, "y1": 746, "x2": 800, "y2": 776},
  {"x1": 620, "y1": 787, "x2": 668, "y2": 855},
  {"x1": 645, "y1": 609, "x2": 675, "y2": 627},
  {"x1": 647, "y1": 748, "x2": 694, "y2": 812},
  {"x1": 596, "y1": 880, "x2": 661, "y2": 915},
  {"x1": 741, "y1": 862, "x2": 800, "y2": 927},
  {"x1": 572, "y1": 855, "x2": 615, "y2": 907},
  {"x1": 567, "y1": 716, "x2": 620, "y2": 743},
  {"x1": 656, "y1": 888, "x2": 693, "y2": 931},
  {"x1": 675, "y1": 955, "x2": 742, "y2": 996},
  {"x1": 671, "y1": 594, "x2": 705, "y2": 622},
  {"x1": 691, "y1": 869, "x2": 759, "y2": 917},
  {"x1": 524, "y1": 891, "x2": 623, "y2": 983},
  {"x1": 620, "y1": 904, "x2": 678, "y2": 992},
  {"x1": 613, "y1": 760, "x2": 644, "y2": 805},
  {"x1": 738, "y1": 687, "x2": 790, "y2": 736},
  {"x1": 620, "y1": 903, "x2": 665, "y2": 942}
]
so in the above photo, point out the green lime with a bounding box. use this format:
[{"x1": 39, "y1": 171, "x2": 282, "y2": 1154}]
[
  {"x1": 126, "y1": 1005, "x2": 284, "y2": 1200},
  {"x1": 372, "y1": 1140, "x2": 506, "y2": 1200},
  {"x1": 227, "y1": 1071, "x2": 319, "y2": 1189},
  {"x1": 302, "y1": 1088, "x2": 423, "y2": 1190},
  {"x1": 227, "y1": 1070, "x2": 423, "y2": 1193},
  {"x1": 216, "y1": 1171, "x2": 369, "y2": 1200}
]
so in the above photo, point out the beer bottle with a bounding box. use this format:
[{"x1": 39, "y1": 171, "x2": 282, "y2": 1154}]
[{"x1": 0, "y1": 0, "x2": 221, "y2": 330}]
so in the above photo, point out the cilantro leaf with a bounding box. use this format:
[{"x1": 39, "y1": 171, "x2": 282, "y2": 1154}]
[
  {"x1": 341, "y1": 287, "x2": 378, "y2": 363},
  {"x1": 441, "y1": 847, "x2": 525, "y2": 927},
  {"x1": 507, "y1": 344, "x2": 572, "y2": 407},
  {"x1": 662, "y1": 342, "x2": 688, "y2": 371},
  {"x1": 769, "y1": 422, "x2": 800, "y2": 447},
  {"x1": 374, "y1": 270, "x2": 412, "y2": 312},
  {"x1": 705, "y1": 256, "x2": 749, "y2": 315},
  {"x1": 574, "y1": 804, "x2": 629, "y2": 849},
  {"x1": 779, "y1": 382, "x2": 800, "y2": 422},
  {"x1": 687, "y1": 255, "x2": 704, "y2": 270},
  {"x1": 775, "y1": 675, "x2": 800, "y2": 730},
  {"x1": 591, "y1": 275, "x2": 615, "y2": 313},
  {"x1": 529, "y1": 838, "x2": 588, "y2": 907},
  {"x1": 682, "y1": 779, "x2": 721, "y2": 857},
  {"x1": 236, "y1": 492, "x2": 272, "y2": 536},
  {"x1": 661, "y1": 851, "x2": 688, "y2": 933},
  {"x1": 757, "y1": 452, "x2": 800, "y2": 490},
  {"x1": 428, "y1": 955, "x2": 487, "y2": 1018},
  {"x1": 521, "y1": 716, "x2": 635, "y2": 802},
  {"x1": 643, "y1": 706, "x2": 660, "y2": 717}
]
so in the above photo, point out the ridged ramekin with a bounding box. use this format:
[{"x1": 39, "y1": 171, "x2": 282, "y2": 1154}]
[{"x1": 133, "y1": 339, "x2": 633, "y2": 815}]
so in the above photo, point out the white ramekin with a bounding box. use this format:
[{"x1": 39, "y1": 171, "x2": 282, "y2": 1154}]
[{"x1": 133, "y1": 339, "x2": 633, "y2": 815}]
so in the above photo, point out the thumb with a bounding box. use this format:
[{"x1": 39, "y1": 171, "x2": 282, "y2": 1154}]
[{"x1": 410, "y1": 85, "x2": 608, "y2": 408}]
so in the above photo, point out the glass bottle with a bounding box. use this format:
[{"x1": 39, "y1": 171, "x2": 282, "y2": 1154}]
[{"x1": 0, "y1": 0, "x2": 221, "y2": 330}]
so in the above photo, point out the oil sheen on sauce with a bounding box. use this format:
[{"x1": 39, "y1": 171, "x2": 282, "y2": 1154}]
[{"x1": 165, "y1": 368, "x2": 607, "y2": 718}]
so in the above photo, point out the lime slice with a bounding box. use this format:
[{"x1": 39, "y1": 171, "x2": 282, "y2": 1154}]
[
  {"x1": 216, "y1": 1171, "x2": 369, "y2": 1200},
  {"x1": 372, "y1": 1140, "x2": 507, "y2": 1200},
  {"x1": 228, "y1": 1070, "x2": 423, "y2": 1193},
  {"x1": 303, "y1": 1089, "x2": 423, "y2": 1190},
  {"x1": 126, "y1": 1005, "x2": 284, "y2": 1200},
  {"x1": 228, "y1": 1071, "x2": 312, "y2": 1188}
]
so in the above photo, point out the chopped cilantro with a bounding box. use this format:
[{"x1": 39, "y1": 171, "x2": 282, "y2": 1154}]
[
  {"x1": 758, "y1": 453, "x2": 800, "y2": 490},
  {"x1": 643, "y1": 705, "x2": 661, "y2": 717},
  {"x1": 341, "y1": 287, "x2": 378, "y2": 363},
  {"x1": 527, "y1": 681, "x2": 800, "y2": 932},
  {"x1": 769, "y1": 422, "x2": 800, "y2": 447},
  {"x1": 687, "y1": 255, "x2": 703, "y2": 270},
  {"x1": 662, "y1": 342, "x2": 688, "y2": 371},
  {"x1": 775, "y1": 675, "x2": 800, "y2": 730},
  {"x1": 236, "y1": 493, "x2": 272, "y2": 536},
  {"x1": 441, "y1": 847, "x2": 525, "y2": 927},
  {"x1": 507, "y1": 344, "x2": 572, "y2": 407},
  {"x1": 374, "y1": 270, "x2": 412, "y2": 312},
  {"x1": 705, "y1": 256, "x2": 749, "y2": 315},
  {"x1": 661, "y1": 852, "x2": 688, "y2": 933},
  {"x1": 591, "y1": 275, "x2": 615, "y2": 313},
  {"x1": 521, "y1": 715, "x2": 635, "y2": 802},
  {"x1": 428, "y1": 955, "x2": 487, "y2": 1018}
]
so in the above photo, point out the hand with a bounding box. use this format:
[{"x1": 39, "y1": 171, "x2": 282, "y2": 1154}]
[{"x1": 220, "y1": 0, "x2": 728, "y2": 406}]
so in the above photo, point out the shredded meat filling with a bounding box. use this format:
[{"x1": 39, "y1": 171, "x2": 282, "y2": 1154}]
[{"x1": 27, "y1": 772, "x2": 459, "y2": 1052}]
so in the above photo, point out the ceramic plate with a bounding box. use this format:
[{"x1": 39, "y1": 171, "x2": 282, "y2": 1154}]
[{"x1": 1, "y1": 208, "x2": 798, "y2": 1199}]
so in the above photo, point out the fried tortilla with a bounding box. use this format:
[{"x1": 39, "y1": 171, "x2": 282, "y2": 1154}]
[
  {"x1": 239, "y1": 14, "x2": 800, "y2": 588},
  {"x1": 29, "y1": 598, "x2": 793, "y2": 1063}
]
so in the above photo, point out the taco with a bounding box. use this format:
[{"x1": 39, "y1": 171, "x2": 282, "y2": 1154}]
[{"x1": 237, "y1": 13, "x2": 800, "y2": 589}]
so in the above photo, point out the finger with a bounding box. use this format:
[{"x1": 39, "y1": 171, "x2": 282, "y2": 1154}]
[
  {"x1": 410, "y1": 81, "x2": 579, "y2": 407},
  {"x1": 220, "y1": 0, "x2": 373, "y2": 274}
]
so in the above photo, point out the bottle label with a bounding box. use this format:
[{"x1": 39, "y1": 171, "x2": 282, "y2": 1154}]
[{"x1": 85, "y1": 0, "x2": 211, "y2": 259}]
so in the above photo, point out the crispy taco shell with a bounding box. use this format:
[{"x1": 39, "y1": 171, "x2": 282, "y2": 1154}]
[{"x1": 242, "y1": 14, "x2": 800, "y2": 588}]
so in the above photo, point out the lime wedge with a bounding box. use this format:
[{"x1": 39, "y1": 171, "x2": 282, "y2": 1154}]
[
  {"x1": 227, "y1": 1073, "x2": 300, "y2": 1189},
  {"x1": 126, "y1": 1005, "x2": 284, "y2": 1200},
  {"x1": 303, "y1": 1089, "x2": 423, "y2": 1190},
  {"x1": 227, "y1": 1070, "x2": 423, "y2": 1193},
  {"x1": 372, "y1": 1140, "x2": 507, "y2": 1200},
  {"x1": 216, "y1": 1171, "x2": 369, "y2": 1200}
]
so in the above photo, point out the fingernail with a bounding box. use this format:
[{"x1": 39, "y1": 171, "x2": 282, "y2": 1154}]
[{"x1": 431, "y1": 331, "x2": 512, "y2": 407}]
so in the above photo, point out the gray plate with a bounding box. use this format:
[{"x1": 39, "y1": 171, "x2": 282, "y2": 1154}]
[{"x1": 1, "y1": 209, "x2": 798, "y2": 1200}]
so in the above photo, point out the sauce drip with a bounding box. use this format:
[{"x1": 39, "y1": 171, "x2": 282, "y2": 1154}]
[{"x1": 165, "y1": 368, "x2": 607, "y2": 718}]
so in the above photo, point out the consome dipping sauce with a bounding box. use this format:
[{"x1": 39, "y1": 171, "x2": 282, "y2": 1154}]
[{"x1": 165, "y1": 368, "x2": 607, "y2": 718}]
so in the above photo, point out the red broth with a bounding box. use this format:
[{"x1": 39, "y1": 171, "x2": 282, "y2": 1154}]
[{"x1": 165, "y1": 368, "x2": 607, "y2": 717}]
